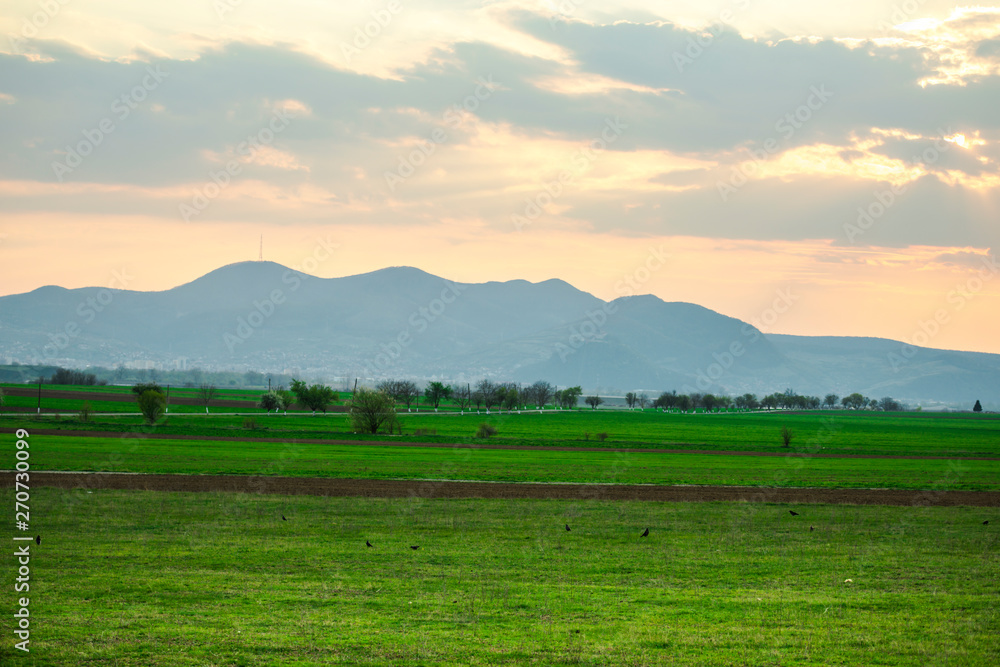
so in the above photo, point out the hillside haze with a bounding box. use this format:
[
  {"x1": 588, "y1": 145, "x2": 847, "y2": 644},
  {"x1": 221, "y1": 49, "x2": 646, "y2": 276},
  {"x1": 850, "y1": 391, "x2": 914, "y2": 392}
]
[{"x1": 0, "y1": 261, "x2": 997, "y2": 407}]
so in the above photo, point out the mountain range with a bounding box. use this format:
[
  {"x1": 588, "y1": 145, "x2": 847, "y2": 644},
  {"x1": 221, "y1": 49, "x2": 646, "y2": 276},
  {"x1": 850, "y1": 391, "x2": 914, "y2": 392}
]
[{"x1": 0, "y1": 261, "x2": 997, "y2": 408}]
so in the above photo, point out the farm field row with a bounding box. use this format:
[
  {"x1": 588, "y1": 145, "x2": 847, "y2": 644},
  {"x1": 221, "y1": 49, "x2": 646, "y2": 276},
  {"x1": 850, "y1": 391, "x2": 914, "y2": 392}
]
[
  {"x1": 6, "y1": 489, "x2": 996, "y2": 666},
  {"x1": 3, "y1": 409, "x2": 999, "y2": 457},
  {"x1": 18, "y1": 434, "x2": 1000, "y2": 490}
]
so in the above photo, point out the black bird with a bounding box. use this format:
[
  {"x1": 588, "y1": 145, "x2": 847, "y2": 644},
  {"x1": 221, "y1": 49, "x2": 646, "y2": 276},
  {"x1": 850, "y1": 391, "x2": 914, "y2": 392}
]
[
  {"x1": 985, "y1": 520, "x2": 990, "y2": 525},
  {"x1": 410, "y1": 545, "x2": 420, "y2": 550},
  {"x1": 35, "y1": 535, "x2": 40, "y2": 545},
  {"x1": 366, "y1": 540, "x2": 373, "y2": 548},
  {"x1": 565, "y1": 524, "x2": 571, "y2": 532},
  {"x1": 789, "y1": 510, "x2": 799, "y2": 516},
  {"x1": 641, "y1": 528, "x2": 649, "y2": 537},
  {"x1": 282, "y1": 514, "x2": 287, "y2": 521},
  {"x1": 809, "y1": 526, "x2": 814, "y2": 532}
]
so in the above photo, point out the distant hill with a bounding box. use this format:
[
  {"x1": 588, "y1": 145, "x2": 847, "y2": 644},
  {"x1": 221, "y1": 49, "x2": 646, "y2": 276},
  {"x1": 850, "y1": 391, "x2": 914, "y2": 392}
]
[{"x1": 0, "y1": 261, "x2": 997, "y2": 407}]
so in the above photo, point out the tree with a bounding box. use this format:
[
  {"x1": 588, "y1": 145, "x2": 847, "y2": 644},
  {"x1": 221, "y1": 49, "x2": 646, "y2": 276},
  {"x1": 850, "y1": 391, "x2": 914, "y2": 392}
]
[
  {"x1": 137, "y1": 389, "x2": 166, "y2": 424},
  {"x1": 824, "y1": 394, "x2": 839, "y2": 409},
  {"x1": 50, "y1": 368, "x2": 98, "y2": 386},
  {"x1": 197, "y1": 383, "x2": 217, "y2": 413},
  {"x1": 637, "y1": 393, "x2": 649, "y2": 409},
  {"x1": 878, "y1": 396, "x2": 902, "y2": 412},
  {"x1": 676, "y1": 394, "x2": 692, "y2": 412},
  {"x1": 781, "y1": 425, "x2": 794, "y2": 448},
  {"x1": 761, "y1": 394, "x2": 778, "y2": 411},
  {"x1": 258, "y1": 391, "x2": 281, "y2": 414},
  {"x1": 557, "y1": 386, "x2": 582, "y2": 409},
  {"x1": 499, "y1": 383, "x2": 521, "y2": 411},
  {"x1": 973, "y1": 399, "x2": 983, "y2": 413},
  {"x1": 397, "y1": 381, "x2": 420, "y2": 411},
  {"x1": 275, "y1": 388, "x2": 295, "y2": 415},
  {"x1": 625, "y1": 392, "x2": 637, "y2": 409},
  {"x1": 529, "y1": 380, "x2": 554, "y2": 409},
  {"x1": 453, "y1": 384, "x2": 472, "y2": 413},
  {"x1": 654, "y1": 391, "x2": 677, "y2": 410},
  {"x1": 289, "y1": 379, "x2": 337, "y2": 414},
  {"x1": 349, "y1": 389, "x2": 400, "y2": 434},
  {"x1": 476, "y1": 379, "x2": 499, "y2": 413},
  {"x1": 585, "y1": 395, "x2": 603, "y2": 410},
  {"x1": 132, "y1": 382, "x2": 163, "y2": 396},
  {"x1": 735, "y1": 393, "x2": 758, "y2": 411},
  {"x1": 376, "y1": 380, "x2": 401, "y2": 401},
  {"x1": 841, "y1": 393, "x2": 867, "y2": 410},
  {"x1": 424, "y1": 382, "x2": 452, "y2": 410},
  {"x1": 702, "y1": 393, "x2": 718, "y2": 412}
]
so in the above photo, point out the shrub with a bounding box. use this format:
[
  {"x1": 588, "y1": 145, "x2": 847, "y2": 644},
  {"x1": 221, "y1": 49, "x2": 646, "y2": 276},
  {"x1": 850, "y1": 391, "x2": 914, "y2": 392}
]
[
  {"x1": 414, "y1": 428, "x2": 437, "y2": 437},
  {"x1": 597, "y1": 432, "x2": 608, "y2": 442},
  {"x1": 78, "y1": 401, "x2": 93, "y2": 423},
  {"x1": 476, "y1": 423, "x2": 498, "y2": 438},
  {"x1": 243, "y1": 417, "x2": 259, "y2": 430},
  {"x1": 781, "y1": 425, "x2": 794, "y2": 448},
  {"x1": 137, "y1": 390, "x2": 166, "y2": 425},
  {"x1": 349, "y1": 389, "x2": 400, "y2": 434}
]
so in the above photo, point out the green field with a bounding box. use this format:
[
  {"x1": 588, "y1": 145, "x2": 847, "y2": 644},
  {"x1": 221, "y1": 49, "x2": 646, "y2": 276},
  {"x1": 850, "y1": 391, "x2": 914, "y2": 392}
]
[
  {"x1": 19, "y1": 433, "x2": 1000, "y2": 490},
  {"x1": 4, "y1": 408, "x2": 999, "y2": 457},
  {"x1": 2, "y1": 389, "x2": 998, "y2": 665},
  {"x1": 2, "y1": 490, "x2": 996, "y2": 666}
]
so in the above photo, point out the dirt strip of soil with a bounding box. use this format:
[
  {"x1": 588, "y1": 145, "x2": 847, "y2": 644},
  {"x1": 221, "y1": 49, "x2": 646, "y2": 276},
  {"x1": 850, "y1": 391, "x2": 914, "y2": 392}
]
[
  {"x1": 9, "y1": 472, "x2": 999, "y2": 506},
  {"x1": 4, "y1": 428, "x2": 997, "y2": 461}
]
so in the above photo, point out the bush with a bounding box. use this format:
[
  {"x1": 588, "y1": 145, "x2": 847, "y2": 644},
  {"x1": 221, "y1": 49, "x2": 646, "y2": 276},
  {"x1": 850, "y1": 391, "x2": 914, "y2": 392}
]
[
  {"x1": 78, "y1": 401, "x2": 93, "y2": 423},
  {"x1": 137, "y1": 390, "x2": 166, "y2": 425},
  {"x1": 413, "y1": 428, "x2": 437, "y2": 437},
  {"x1": 243, "y1": 417, "x2": 259, "y2": 430},
  {"x1": 476, "y1": 423, "x2": 498, "y2": 439},
  {"x1": 781, "y1": 425, "x2": 794, "y2": 448},
  {"x1": 597, "y1": 432, "x2": 608, "y2": 442},
  {"x1": 349, "y1": 389, "x2": 400, "y2": 434}
]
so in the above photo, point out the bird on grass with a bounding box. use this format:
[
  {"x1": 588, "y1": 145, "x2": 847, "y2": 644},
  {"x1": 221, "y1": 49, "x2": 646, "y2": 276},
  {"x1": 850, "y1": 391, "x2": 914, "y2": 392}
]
[
  {"x1": 366, "y1": 540, "x2": 373, "y2": 548},
  {"x1": 984, "y1": 520, "x2": 990, "y2": 525},
  {"x1": 410, "y1": 545, "x2": 420, "y2": 550},
  {"x1": 810, "y1": 526, "x2": 814, "y2": 532},
  {"x1": 282, "y1": 514, "x2": 287, "y2": 521},
  {"x1": 641, "y1": 528, "x2": 649, "y2": 537},
  {"x1": 789, "y1": 510, "x2": 799, "y2": 516},
  {"x1": 35, "y1": 535, "x2": 40, "y2": 545},
  {"x1": 565, "y1": 524, "x2": 571, "y2": 532}
]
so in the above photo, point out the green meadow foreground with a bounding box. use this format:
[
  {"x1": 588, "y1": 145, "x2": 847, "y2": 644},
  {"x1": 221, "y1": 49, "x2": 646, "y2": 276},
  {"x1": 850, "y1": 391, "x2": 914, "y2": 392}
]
[
  {"x1": 2, "y1": 404, "x2": 998, "y2": 664},
  {"x1": 1, "y1": 491, "x2": 997, "y2": 666}
]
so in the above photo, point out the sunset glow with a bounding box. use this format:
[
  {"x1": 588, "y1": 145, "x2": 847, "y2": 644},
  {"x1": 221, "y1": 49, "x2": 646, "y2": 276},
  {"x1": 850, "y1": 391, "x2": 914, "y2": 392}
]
[{"x1": 1, "y1": 0, "x2": 998, "y2": 353}]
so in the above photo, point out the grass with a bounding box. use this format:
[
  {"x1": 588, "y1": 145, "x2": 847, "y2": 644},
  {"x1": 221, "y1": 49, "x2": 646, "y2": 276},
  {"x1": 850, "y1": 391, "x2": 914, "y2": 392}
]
[
  {"x1": 19, "y1": 434, "x2": 1000, "y2": 490},
  {"x1": 2, "y1": 490, "x2": 997, "y2": 666},
  {"x1": 4, "y1": 409, "x2": 1000, "y2": 458}
]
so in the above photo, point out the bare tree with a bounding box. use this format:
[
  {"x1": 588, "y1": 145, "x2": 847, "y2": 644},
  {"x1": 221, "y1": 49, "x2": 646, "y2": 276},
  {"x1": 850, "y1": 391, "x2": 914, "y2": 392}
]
[
  {"x1": 529, "y1": 380, "x2": 554, "y2": 409},
  {"x1": 585, "y1": 395, "x2": 603, "y2": 410},
  {"x1": 398, "y1": 381, "x2": 420, "y2": 411},
  {"x1": 454, "y1": 384, "x2": 472, "y2": 413},
  {"x1": 476, "y1": 379, "x2": 499, "y2": 413},
  {"x1": 197, "y1": 383, "x2": 217, "y2": 413}
]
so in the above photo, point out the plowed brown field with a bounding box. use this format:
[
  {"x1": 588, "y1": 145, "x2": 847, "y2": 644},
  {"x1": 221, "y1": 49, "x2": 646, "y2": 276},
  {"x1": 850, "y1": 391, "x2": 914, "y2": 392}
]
[{"x1": 10, "y1": 472, "x2": 999, "y2": 506}]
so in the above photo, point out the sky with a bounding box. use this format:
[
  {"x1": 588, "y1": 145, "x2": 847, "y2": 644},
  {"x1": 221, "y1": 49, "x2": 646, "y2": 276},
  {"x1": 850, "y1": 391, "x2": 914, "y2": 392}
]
[{"x1": 1, "y1": 0, "x2": 998, "y2": 354}]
